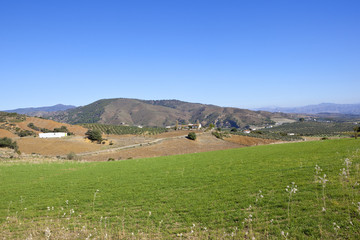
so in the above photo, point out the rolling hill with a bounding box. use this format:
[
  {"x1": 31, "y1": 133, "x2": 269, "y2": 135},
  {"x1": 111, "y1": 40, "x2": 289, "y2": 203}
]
[{"x1": 45, "y1": 98, "x2": 293, "y2": 128}]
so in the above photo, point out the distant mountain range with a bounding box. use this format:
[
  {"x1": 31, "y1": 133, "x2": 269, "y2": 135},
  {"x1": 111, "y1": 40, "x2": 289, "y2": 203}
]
[
  {"x1": 4, "y1": 104, "x2": 76, "y2": 116},
  {"x1": 256, "y1": 103, "x2": 360, "y2": 115},
  {"x1": 41, "y1": 98, "x2": 290, "y2": 128},
  {"x1": 5, "y1": 101, "x2": 360, "y2": 127}
]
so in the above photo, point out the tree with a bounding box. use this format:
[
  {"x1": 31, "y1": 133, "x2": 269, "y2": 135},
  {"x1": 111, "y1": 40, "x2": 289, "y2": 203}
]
[
  {"x1": 54, "y1": 126, "x2": 68, "y2": 132},
  {"x1": 354, "y1": 126, "x2": 360, "y2": 139},
  {"x1": 85, "y1": 129, "x2": 103, "y2": 143},
  {"x1": 0, "y1": 137, "x2": 19, "y2": 151},
  {"x1": 187, "y1": 132, "x2": 197, "y2": 140}
]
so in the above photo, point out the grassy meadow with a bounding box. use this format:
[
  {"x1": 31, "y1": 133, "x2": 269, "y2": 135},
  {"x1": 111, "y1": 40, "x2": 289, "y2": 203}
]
[{"x1": 1, "y1": 139, "x2": 360, "y2": 239}]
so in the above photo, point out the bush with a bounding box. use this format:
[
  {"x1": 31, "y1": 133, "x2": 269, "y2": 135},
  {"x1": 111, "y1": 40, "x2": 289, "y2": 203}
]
[
  {"x1": 187, "y1": 132, "x2": 197, "y2": 140},
  {"x1": 17, "y1": 130, "x2": 34, "y2": 137},
  {"x1": 212, "y1": 131, "x2": 224, "y2": 139},
  {"x1": 0, "y1": 137, "x2": 19, "y2": 151},
  {"x1": 54, "y1": 126, "x2": 68, "y2": 132},
  {"x1": 67, "y1": 152, "x2": 77, "y2": 160},
  {"x1": 85, "y1": 129, "x2": 103, "y2": 143}
]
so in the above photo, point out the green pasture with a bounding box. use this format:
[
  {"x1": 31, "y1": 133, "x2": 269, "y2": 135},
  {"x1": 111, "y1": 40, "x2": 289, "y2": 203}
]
[{"x1": 1, "y1": 139, "x2": 360, "y2": 239}]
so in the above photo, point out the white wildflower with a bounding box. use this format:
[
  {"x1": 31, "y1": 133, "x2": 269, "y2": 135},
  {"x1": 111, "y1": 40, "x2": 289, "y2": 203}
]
[{"x1": 44, "y1": 227, "x2": 51, "y2": 240}]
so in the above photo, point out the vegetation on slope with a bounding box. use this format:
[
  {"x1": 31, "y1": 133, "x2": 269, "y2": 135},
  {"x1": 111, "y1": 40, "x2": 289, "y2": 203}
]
[
  {"x1": 0, "y1": 137, "x2": 18, "y2": 151},
  {"x1": 230, "y1": 130, "x2": 303, "y2": 141},
  {"x1": 49, "y1": 99, "x2": 115, "y2": 124},
  {"x1": 261, "y1": 121, "x2": 358, "y2": 136},
  {"x1": 82, "y1": 123, "x2": 167, "y2": 135},
  {"x1": 47, "y1": 98, "x2": 290, "y2": 128},
  {"x1": 0, "y1": 139, "x2": 359, "y2": 238},
  {"x1": 0, "y1": 112, "x2": 26, "y2": 123}
]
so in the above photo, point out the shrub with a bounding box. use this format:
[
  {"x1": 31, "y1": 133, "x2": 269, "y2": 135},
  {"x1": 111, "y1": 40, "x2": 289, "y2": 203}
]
[
  {"x1": 27, "y1": 123, "x2": 39, "y2": 131},
  {"x1": 17, "y1": 130, "x2": 34, "y2": 137},
  {"x1": 187, "y1": 132, "x2": 197, "y2": 140},
  {"x1": 212, "y1": 131, "x2": 223, "y2": 139},
  {"x1": 0, "y1": 137, "x2": 18, "y2": 151},
  {"x1": 85, "y1": 129, "x2": 103, "y2": 143},
  {"x1": 54, "y1": 126, "x2": 68, "y2": 132},
  {"x1": 67, "y1": 152, "x2": 77, "y2": 160}
]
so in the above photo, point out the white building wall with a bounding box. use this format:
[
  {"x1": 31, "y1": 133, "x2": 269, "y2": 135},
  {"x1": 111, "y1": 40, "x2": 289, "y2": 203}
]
[{"x1": 39, "y1": 132, "x2": 67, "y2": 138}]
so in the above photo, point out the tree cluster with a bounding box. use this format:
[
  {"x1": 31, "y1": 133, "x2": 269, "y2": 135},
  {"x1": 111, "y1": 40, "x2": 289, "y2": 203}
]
[
  {"x1": 0, "y1": 137, "x2": 19, "y2": 151},
  {"x1": 85, "y1": 129, "x2": 103, "y2": 143}
]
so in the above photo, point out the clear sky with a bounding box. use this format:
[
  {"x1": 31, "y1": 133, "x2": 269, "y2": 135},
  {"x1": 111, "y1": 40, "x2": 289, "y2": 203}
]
[{"x1": 1, "y1": 0, "x2": 359, "y2": 110}]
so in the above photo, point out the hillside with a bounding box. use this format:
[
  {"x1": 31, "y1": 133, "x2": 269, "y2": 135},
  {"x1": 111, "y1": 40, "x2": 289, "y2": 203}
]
[
  {"x1": 0, "y1": 111, "x2": 88, "y2": 138},
  {"x1": 46, "y1": 98, "x2": 293, "y2": 128}
]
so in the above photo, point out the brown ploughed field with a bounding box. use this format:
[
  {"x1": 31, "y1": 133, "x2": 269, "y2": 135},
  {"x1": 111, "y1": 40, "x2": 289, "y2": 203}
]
[
  {"x1": 82, "y1": 132, "x2": 266, "y2": 161},
  {"x1": 17, "y1": 136, "x2": 102, "y2": 156},
  {"x1": 0, "y1": 129, "x2": 17, "y2": 138}
]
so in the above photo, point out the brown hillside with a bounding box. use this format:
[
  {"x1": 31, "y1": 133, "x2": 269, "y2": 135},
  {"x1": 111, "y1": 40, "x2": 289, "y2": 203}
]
[
  {"x1": 16, "y1": 117, "x2": 87, "y2": 136},
  {"x1": 48, "y1": 98, "x2": 295, "y2": 128},
  {"x1": 0, "y1": 129, "x2": 16, "y2": 138}
]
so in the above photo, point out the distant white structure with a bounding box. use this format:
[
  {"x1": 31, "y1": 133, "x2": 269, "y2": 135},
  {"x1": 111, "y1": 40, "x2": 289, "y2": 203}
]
[
  {"x1": 175, "y1": 121, "x2": 202, "y2": 130},
  {"x1": 39, "y1": 132, "x2": 67, "y2": 138}
]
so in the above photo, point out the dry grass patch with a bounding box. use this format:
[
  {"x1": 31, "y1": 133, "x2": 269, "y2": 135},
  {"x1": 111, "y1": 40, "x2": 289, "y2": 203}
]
[
  {"x1": 224, "y1": 135, "x2": 280, "y2": 146},
  {"x1": 17, "y1": 136, "x2": 102, "y2": 156},
  {"x1": 0, "y1": 129, "x2": 16, "y2": 138}
]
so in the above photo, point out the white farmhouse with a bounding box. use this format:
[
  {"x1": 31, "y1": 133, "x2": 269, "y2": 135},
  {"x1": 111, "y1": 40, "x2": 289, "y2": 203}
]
[{"x1": 39, "y1": 132, "x2": 67, "y2": 138}]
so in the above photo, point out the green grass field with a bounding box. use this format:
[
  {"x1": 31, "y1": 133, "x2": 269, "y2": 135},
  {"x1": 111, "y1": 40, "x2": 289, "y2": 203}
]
[{"x1": 1, "y1": 139, "x2": 360, "y2": 239}]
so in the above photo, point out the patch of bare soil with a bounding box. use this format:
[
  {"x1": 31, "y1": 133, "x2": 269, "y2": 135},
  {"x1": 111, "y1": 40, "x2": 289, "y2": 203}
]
[
  {"x1": 16, "y1": 117, "x2": 88, "y2": 136},
  {"x1": 0, "y1": 129, "x2": 16, "y2": 138},
  {"x1": 17, "y1": 136, "x2": 102, "y2": 156},
  {"x1": 223, "y1": 135, "x2": 280, "y2": 146},
  {"x1": 150, "y1": 130, "x2": 193, "y2": 139},
  {"x1": 104, "y1": 134, "x2": 153, "y2": 147},
  {"x1": 83, "y1": 132, "x2": 242, "y2": 161}
]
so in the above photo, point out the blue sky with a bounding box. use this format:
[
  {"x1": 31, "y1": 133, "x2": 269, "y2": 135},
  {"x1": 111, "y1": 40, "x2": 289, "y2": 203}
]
[{"x1": 1, "y1": 0, "x2": 359, "y2": 110}]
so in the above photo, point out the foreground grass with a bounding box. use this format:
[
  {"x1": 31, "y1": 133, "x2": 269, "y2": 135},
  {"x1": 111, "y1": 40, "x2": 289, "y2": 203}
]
[{"x1": 1, "y1": 139, "x2": 360, "y2": 239}]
